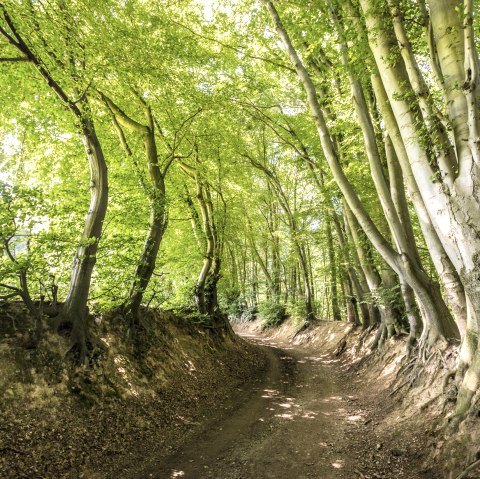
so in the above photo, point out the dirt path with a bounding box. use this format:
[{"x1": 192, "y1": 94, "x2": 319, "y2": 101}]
[{"x1": 132, "y1": 333, "x2": 435, "y2": 479}]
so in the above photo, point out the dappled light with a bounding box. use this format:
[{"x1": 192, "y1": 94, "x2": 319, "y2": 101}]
[
  {"x1": 332, "y1": 460, "x2": 345, "y2": 469},
  {"x1": 184, "y1": 360, "x2": 196, "y2": 372},
  {"x1": 170, "y1": 470, "x2": 185, "y2": 478},
  {"x1": 1, "y1": 0, "x2": 478, "y2": 477},
  {"x1": 114, "y1": 355, "x2": 140, "y2": 397},
  {"x1": 347, "y1": 415, "x2": 364, "y2": 422},
  {"x1": 261, "y1": 389, "x2": 280, "y2": 398}
]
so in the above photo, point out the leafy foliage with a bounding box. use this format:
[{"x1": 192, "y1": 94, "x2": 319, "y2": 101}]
[{"x1": 258, "y1": 301, "x2": 286, "y2": 329}]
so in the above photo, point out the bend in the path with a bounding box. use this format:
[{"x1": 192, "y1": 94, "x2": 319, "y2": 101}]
[{"x1": 131, "y1": 333, "x2": 435, "y2": 479}]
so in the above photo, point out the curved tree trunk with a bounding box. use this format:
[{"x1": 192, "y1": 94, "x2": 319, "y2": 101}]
[
  {"x1": 370, "y1": 73, "x2": 467, "y2": 336},
  {"x1": 329, "y1": 10, "x2": 442, "y2": 345},
  {"x1": 261, "y1": 0, "x2": 459, "y2": 345},
  {"x1": 194, "y1": 182, "x2": 214, "y2": 314},
  {"x1": 63, "y1": 111, "x2": 108, "y2": 360},
  {"x1": 358, "y1": 0, "x2": 480, "y2": 414},
  {"x1": 0, "y1": 9, "x2": 109, "y2": 361},
  {"x1": 101, "y1": 94, "x2": 168, "y2": 319},
  {"x1": 344, "y1": 203, "x2": 399, "y2": 341}
]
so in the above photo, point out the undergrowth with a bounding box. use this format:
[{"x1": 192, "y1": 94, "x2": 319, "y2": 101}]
[{"x1": 258, "y1": 301, "x2": 286, "y2": 329}]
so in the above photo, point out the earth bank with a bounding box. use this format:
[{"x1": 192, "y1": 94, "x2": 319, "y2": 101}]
[
  {"x1": 0, "y1": 305, "x2": 266, "y2": 479},
  {"x1": 1, "y1": 305, "x2": 479, "y2": 479}
]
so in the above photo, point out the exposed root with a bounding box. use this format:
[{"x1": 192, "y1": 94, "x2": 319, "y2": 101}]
[
  {"x1": 443, "y1": 368, "x2": 457, "y2": 390},
  {"x1": 62, "y1": 335, "x2": 88, "y2": 365},
  {"x1": 293, "y1": 320, "x2": 311, "y2": 339},
  {"x1": 395, "y1": 356, "x2": 417, "y2": 379},
  {"x1": 390, "y1": 342, "x2": 451, "y2": 399},
  {"x1": 334, "y1": 337, "x2": 347, "y2": 356},
  {"x1": 419, "y1": 393, "x2": 442, "y2": 411},
  {"x1": 389, "y1": 376, "x2": 417, "y2": 397},
  {"x1": 454, "y1": 459, "x2": 480, "y2": 479}
]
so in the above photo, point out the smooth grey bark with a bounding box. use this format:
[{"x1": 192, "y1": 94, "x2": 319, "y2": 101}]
[
  {"x1": 63, "y1": 111, "x2": 108, "y2": 357},
  {"x1": 261, "y1": 0, "x2": 458, "y2": 345},
  {"x1": 384, "y1": 134, "x2": 422, "y2": 345},
  {"x1": 344, "y1": 203, "x2": 398, "y2": 346},
  {"x1": 0, "y1": 9, "x2": 109, "y2": 360},
  {"x1": 329, "y1": 1, "x2": 444, "y2": 346},
  {"x1": 358, "y1": 0, "x2": 480, "y2": 415},
  {"x1": 359, "y1": 0, "x2": 480, "y2": 310},
  {"x1": 344, "y1": 0, "x2": 467, "y2": 336},
  {"x1": 370, "y1": 73, "x2": 467, "y2": 336}
]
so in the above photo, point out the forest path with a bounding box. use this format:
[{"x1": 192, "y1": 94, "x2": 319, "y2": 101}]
[{"x1": 133, "y1": 333, "x2": 431, "y2": 479}]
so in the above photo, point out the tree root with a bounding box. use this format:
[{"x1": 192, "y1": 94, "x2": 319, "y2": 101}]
[
  {"x1": 389, "y1": 376, "x2": 416, "y2": 396},
  {"x1": 419, "y1": 392, "x2": 442, "y2": 411},
  {"x1": 454, "y1": 459, "x2": 480, "y2": 479},
  {"x1": 390, "y1": 344, "x2": 451, "y2": 398},
  {"x1": 293, "y1": 320, "x2": 310, "y2": 339},
  {"x1": 334, "y1": 337, "x2": 347, "y2": 356},
  {"x1": 443, "y1": 368, "x2": 457, "y2": 390},
  {"x1": 62, "y1": 338, "x2": 88, "y2": 365}
]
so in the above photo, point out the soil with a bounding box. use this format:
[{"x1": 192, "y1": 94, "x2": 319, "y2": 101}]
[
  {"x1": 0, "y1": 305, "x2": 266, "y2": 479},
  {"x1": 2, "y1": 306, "x2": 477, "y2": 479},
  {"x1": 133, "y1": 330, "x2": 441, "y2": 479}
]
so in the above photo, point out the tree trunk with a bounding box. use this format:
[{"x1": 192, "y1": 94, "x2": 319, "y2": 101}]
[
  {"x1": 340, "y1": 211, "x2": 374, "y2": 327},
  {"x1": 101, "y1": 94, "x2": 168, "y2": 319},
  {"x1": 63, "y1": 112, "x2": 108, "y2": 360},
  {"x1": 370, "y1": 72, "x2": 467, "y2": 335},
  {"x1": 326, "y1": 213, "x2": 341, "y2": 322},
  {"x1": 344, "y1": 203, "x2": 398, "y2": 338},
  {"x1": 0, "y1": 12, "x2": 109, "y2": 361},
  {"x1": 261, "y1": 0, "x2": 459, "y2": 346}
]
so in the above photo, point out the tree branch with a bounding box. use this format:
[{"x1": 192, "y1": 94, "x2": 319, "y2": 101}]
[
  {"x1": 0, "y1": 283, "x2": 21, "y2": 293},
  {"x1": 98, "y1": 91, "x2": 148, "y2": 134},
  {"x1": 0, "y1": 56, "x2": 28, "y2": 62},
  {"x1": 170, "y1": 19, "x2": 296, "y2": 74},
  {"x1": 0, "y1": 4, "x2": 83, "y2": 120}
]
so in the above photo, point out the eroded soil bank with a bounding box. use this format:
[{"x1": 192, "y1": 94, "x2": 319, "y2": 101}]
[
  {"x1": 0, "y1": 306, "x2": 266, "y2": 479},
  {"x1": 2, "y1": 309, "x2": 478, "y2": 478}
]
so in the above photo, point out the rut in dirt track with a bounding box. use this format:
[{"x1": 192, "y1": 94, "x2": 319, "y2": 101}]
[{"x1": 131, "y1": 333, "x2": 434, "y2": 479}]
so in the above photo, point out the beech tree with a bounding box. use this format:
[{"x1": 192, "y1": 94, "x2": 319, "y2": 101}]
[{"x1": 0, "y1": 3, "x2": 108, "y2": 360}]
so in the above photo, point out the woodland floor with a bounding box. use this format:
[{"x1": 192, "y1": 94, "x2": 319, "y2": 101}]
[
  {"x1": 3, "y1": 310, "x2": 474, "y2": 479},
  {"x1": 134, "y1": 331, "x2": 441, "y2": 479}
]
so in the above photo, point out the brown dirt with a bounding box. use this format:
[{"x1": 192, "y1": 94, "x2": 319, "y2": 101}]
[
  {"x1": 0, "y1": 305, "x2": 266, "y2": 479},
  {"x1": 2, "y1": 306, "x2": 478, "y2": 479},
  {"x1": 137, "y1": 324, "x2": 442, "y2": 479}
]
